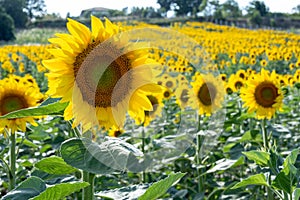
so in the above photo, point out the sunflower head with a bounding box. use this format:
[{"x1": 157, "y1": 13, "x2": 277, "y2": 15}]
[
  {"x1": 240, "y1": 69, "x2": 284, "y2": 119},
  {"x1": 43, "y1": 16, "x2": 162, "y2": 132},
  {"x1": 191, "y1": 73, "x2": 225, "y2": 116},
  {"x1": 0, "y1": 75, "x2": 43, "y2": 134},
  {"x1": 108, "y1": 126, "x2": 124, "y2": 137}
]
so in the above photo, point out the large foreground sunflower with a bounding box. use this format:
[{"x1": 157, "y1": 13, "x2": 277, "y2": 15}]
[
  {"x1": 240, "y1": 69, "x2": 284, "y2": 119},
  {"x1": 0, "y1": 76, "x2": 43, "y2": 134},
  {"x1": 43, "y1": 16, "x2": 161, "y2": 131},
  {"x1": 191, "y1": 73, "x2": 225, "y2": 116}
]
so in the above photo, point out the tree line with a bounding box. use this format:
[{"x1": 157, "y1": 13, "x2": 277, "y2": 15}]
[{"x1": 1, "y1": 0, "x2": 300, "y2": 41}]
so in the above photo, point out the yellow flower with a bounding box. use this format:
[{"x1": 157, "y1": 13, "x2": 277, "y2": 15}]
[
  {"x1": 0, "y1": 76, "x2": 43, "y2": 134},
  {"x1": 260, "y1": 59, "x2": 268, "y2": 67},
  {"x1": 240, "y1": 69, "x2": 284, "y2": 119},
  {"x1": 191, "y1": 73, "x2": 224, "y2": 116},
  {"x1": 143, "y1": 93, "x2": 164, "y2": 126},
  {"x1": 43, "y1": 16, "x2": 161, "y2": 131},
  {"x1": 175, "y1": 83, "x2": 194, "y2": 110},
  {"x1": 108, "y1": 126, "x2": 124, "y2": 137},
  {"x1": 228, "y1": 74, "x2": 245, "y2": 92}
]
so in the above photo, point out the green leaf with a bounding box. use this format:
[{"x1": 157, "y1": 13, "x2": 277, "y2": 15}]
[
  {"x1": 16, "y1": 138, "x2": 39, "y2": 148},
  {"x1": 138, "y1": 172, "x2": 186, "y2": 200},
  {"x1": 239, "y1": 112, "x2": 255, "y2": 120},
  {"x1": 35, "y1": 156, "x2": 77, "y2": 175},
  {"x1": 2, "y1": 176, "x2": 46, "y2": 200},
  {"x1": 231, "y1": 174, "x2": 268, "y2": 189},
  {"x1": 293, "y1": 188, "x2": 300, "y2": 200},
  {"x1": 30, "y1": 182, "x2": 89, "y2": 200},
  {"x1": 39, "y1": 98, "x2": 61, "y2": 106},
  {"x1": 223, "y1": 143, "x2": 236, "y2": 153},
  {"x1": 206, "y1": 157, "x2": 244, "y2": 174},
  {"x1": 96, "y1": 184, "x2": 150, "y2": 199},
  {"x1": 243, "y1": 150, "x2": 270, "y2": 166},
  {"x1": 60, "y1": 137, "x2": 144, "y2": 174},
  {"x1": 0, "y1": 102, "x2": 68, "y2": 119},
  {"x1": 283, "y1": 149, "x2": 299, "y2": 175},
  {"x1": 239, "y1": 130, "x2": 262, "y2": 143},
  {"x1": 272, "y1": 172, "x2": 293, "y2": 194}
]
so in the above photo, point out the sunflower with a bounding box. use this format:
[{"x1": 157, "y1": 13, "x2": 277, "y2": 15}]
[
  {"x1": 175, "y1": 83, "x2": 194, "y2": 110},
  {"x1": 191, "y1": 73, "x2": 225, "y2": 116},
  {"x1": 236, "y1": 69, "x2": 247, "y2": 79},
  {"x1": 108, "y1": 126, "x2": 124, "y2": 137},
  {"x1": 0, "y1": 76, "x2": 43, "y2": 134},
  {"x1": 143, "y1": 93, "x2": 165, "y2": 126},
  {"x1": 227, "y1": 74, "x2": 244, "y2": 93},
  {"x1": 240, "y1": 69, "x2": 284, "y2": 119},
  {"x1": 43, "y1": 16, "x2": 161, "y2": 131},
  {"x1": 260, "y1": 59, "x2": 268, "y2": 67}
]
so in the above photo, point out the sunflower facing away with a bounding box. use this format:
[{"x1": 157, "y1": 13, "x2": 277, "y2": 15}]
[
  {"x1": 191, "y1": 73, "x2": 225, "y2": 116},
  {"x1": 0, "y1": 75, "x2": 43, "y2": 134},
  {"x1": 240, "y1": 69, "x2": 284, "y2": 119},
  {"x1": 43, "y1": 16, "x2": 161, "y2": 131}
]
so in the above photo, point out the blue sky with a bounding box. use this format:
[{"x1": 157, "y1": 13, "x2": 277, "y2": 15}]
[{"x1": 44, "y1": 0, "x2": 299, "y2": 18}]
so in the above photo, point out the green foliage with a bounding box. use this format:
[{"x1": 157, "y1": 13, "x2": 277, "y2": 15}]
[
  {"x1": 130, "y1": 7, "x2": 162, "y2": 18},
  {"x1": 0, "y1": 0, "x2": 28, "y2": 28},
  {"x1": 96, "y1": 184, "x2": 150, "y2": 199},
  {"x1": 206, "y1": 156, "x2": 244, "y2": 174},
  {"x1": 2, "y1": 177, "x2": 46, "y2": 200},
  {"x1": 246, "y1": 0, "x2": 269, "y2": 17},
  {"x1": 157, "y1": 0, "x2": 206, "y2": 17},
  {"x1": 30, "y1": 182, "x2": 89, "y2": 200},
  {"x1": 231, "y1": 173, "x2": 269, "y2": 189},
  {"x1": 60, "y1": 137, "x2": 145, "y2": 174},
  {"x1": 249, "y1": 10, "x2": 263, "y2": 26},
  {"x1": 35, "y1": 156, "x2": 77, "y2": 175},
  {"x1": 25, "y1": 0, "x2": 46, "y2": 20},
  {"x1": 0, "y1": 101, "x2": 68, "y2": 119},
  {"x1": 0, "y1": 12, "x2": 15, "y2": 41},
  {"x1": 138, "y1": 172, "x2": 186, "y2": 200},
  {"x1": 243, "y1": 150, "x2": 270, "y2": 166}
]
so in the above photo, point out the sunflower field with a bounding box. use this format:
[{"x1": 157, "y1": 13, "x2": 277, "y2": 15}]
[{"x1": 0, "y1": 17, "x2": 300, "y2": 200}]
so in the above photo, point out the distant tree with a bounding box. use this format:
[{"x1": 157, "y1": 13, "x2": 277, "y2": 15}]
[
  {"x1": 0, "y1": 0, "x2": 28, "y2": 28},
  {"x1": 249, "y1": 10, "x2": 262, "y2": 26},
  {"x1": 122, "y1": 7, "x2": 128, "y2": 15},
  {"x1": 129, "y1": 7, "x2": 162, "y2": 18},
  {"x1": 0, "y1": 8, "x2": 15, "y2": 41},
  {"x1": 157, "y1": 0, "x2": 173, "y2": 16},
  {"x1": 221, "y1": 0, "x2": 242, "y2": 18},
  {"x1": 25, "y1": 0, "x2": 46, "y2": 20},
  {"x1": 204, "y1": 0, "x2": 223, "y2": 19},
  {"x1": 246, "y1": 0, "x2": 269, "y2": 17},
  {"x1": 174, "y1": 0, "x2": 205, "y2": 17},
  {"x1": 41, "y1": 13, "x2": 62, "y2": 20},
  {"x1": 292, "y1": 5, "x2": 300, "y2": 14},
  {"x1": 157, "y1": 0, "x2": 206, "y2": 17}
]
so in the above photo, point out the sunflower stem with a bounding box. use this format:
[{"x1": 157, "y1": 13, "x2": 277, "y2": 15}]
[
  {"x1": 196, "y1": 115, "x2": 204, "y2": 194},
  {"x1": 141, "y1": 125, "x2": 147, "y2": 183},
  {"x1": 82, "y1": 171, "x2": 95, "y2": 200},
  {"x1": 261, "y1": 119, "x2": 268, "y2": 150},
  {"x1": 8, "y1": 129, "x2": 16, "y2": 191},
  {"x1": 261, "y1": 121, "x2": 274, "y2": 199}
]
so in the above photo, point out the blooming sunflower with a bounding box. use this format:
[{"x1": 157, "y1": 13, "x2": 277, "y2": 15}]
[
  {"x1": 228, "y1": 74, "x2": 245, "y2": 93},
  {"x1": 0, "y1": 76, "x2": 43, "y2": 134},
  {"x1": 144, "y1": 93, "x2": 164, "y2": 126},
  {"x1": 240, "y1": 69, "x2": 284, "y2": 119},
  {"x1": 108, "y1": 126, "x2": 124, "y2": 137},
  {"x1": 43, "y1": 16, "x2": 161, "y2": 131},
  {"x1": 175, "y1": 83, "x2": 194, "y2": 110},
  {"x1": 191, "y1": 73, "x2": 225, "y2": 116}
]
